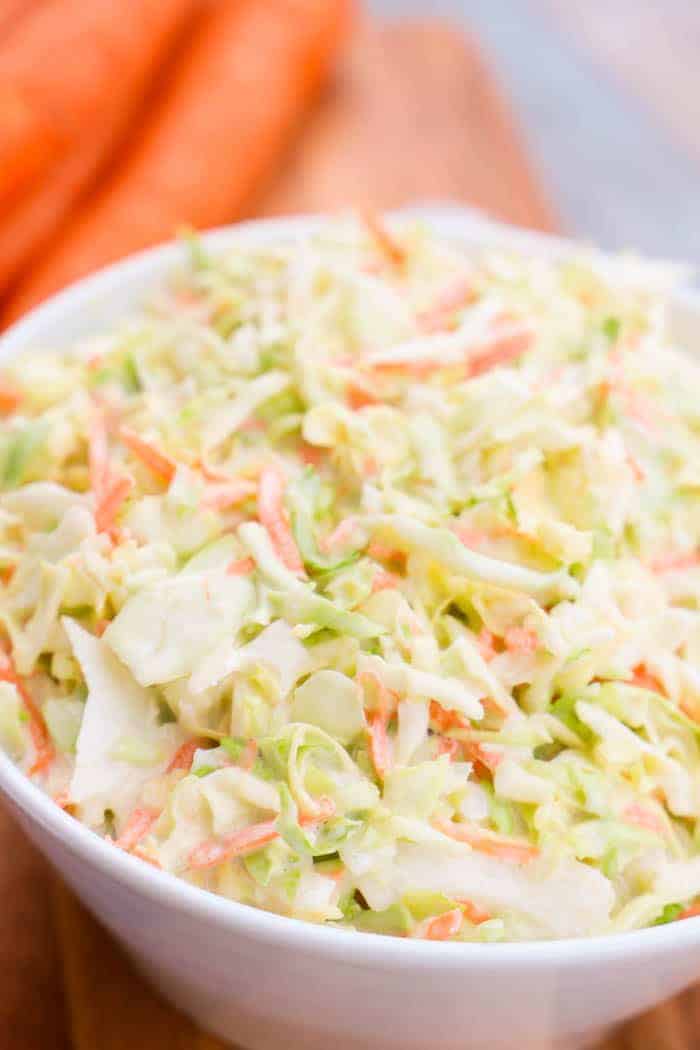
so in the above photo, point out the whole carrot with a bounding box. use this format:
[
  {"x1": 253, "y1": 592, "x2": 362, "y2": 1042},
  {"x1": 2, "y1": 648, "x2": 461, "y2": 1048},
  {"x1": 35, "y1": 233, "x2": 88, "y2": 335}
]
[
  {"x1": 0, "y1": 0, "x2": 37, "y2": 36},
  {"x1": 3, "y1": 0, "x2": 356, "y2": 322},
  {"x1": 0, "y1": 0, "x2": 199, "y2": 217}
]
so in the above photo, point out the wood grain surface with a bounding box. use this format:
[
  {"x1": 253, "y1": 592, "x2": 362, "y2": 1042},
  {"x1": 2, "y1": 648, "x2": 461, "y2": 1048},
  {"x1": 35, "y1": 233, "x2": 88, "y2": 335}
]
[{"x1": 0, "y1": 16, "x2": 693, "y2": 1050}]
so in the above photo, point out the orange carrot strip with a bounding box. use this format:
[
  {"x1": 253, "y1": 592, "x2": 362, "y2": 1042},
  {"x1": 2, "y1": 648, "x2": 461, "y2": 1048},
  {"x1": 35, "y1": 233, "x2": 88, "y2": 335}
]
[
  {"x1": 367, "y1": 710, "x2": 391, "y2": 781},
  {"x1": 452, "y1": 524, "x2": 490, "y2": 549},
  {"x1": 434, "y1": 818, "x2": 539, "y2": 865},
  {"x1": 94, "y1": 474, "x2": 134, "y2": 535},
  {"x1": 0, "y1": 380, "x2": 22, "y2": 415},
  {"x1": 421, "y1": 908, "x2": 464, "y2": 941},
  {"x1": 429, "y1": 700, "x2": 468, "y2": 733},
  {"x1": 346, "y1": 382, "x2": 379, "y2": 410},
  {"x1": 5, "y1": 0, "x2": 356, "y2": 318},
  {"x1": 678, "y1": 902, "x2": 700, "y2": 922},
  {"x1": 371, "y1": 569, "x2": 400, "y2": 593},
  {"x1": 456, "y1": 898, "x2": 491, "y2": 925},
  {"x1": 417, "y1": 277, "x2": 476, "y2": 333},
  {"x1": 359, "y1": 672, "x2": 395, "y2": 780},
  {"x1": 477, "y1": 628, "x2": 497, "y2": 662},
  {"x1": 189, "y1": 820, "x2": 281, "y2": 871},
  {"x1": 188, "y1": 796, "x2": 335, "y2": 870},
  {"x1": 226, "y1": 557, "x2": 256, "y2": 576},
  {"x1": 114, "y1": 807, "x2": 160, "y2": 852},
  {"x1": 166, "y1": 738, "x2": 203, "y2": 774},
  {"x1": 467, "y1": 326, "x2": 534, "y2": 378},
  {"x1": 131, "y1": 847, "x2": 162, "y2": 869},
  {"x1": 503, "y1": 626, "x2": 539, "y2": 654},
  {"x1": 240, "y1": 739, "x2": 258, "y2": 773},
  {"x1": 650, "y1": 551, "x2": 700, "y2": 574},
  {"x1": 320, "y1": 516, "x2": 361, "y2": 553},
  {"x1": 436, "y1": 737, "x2": 461, "y2": 761},
  {"x1": 361, "y1": 210, "x2": 406, "y2": 267},
  {"x1": 629, "y1": 665, "x2": 665, "y2": 695},
  {"x1": 0, "y1": 0, "x2": 198, "y2": 221},
  {"x1": 118, "y1": 426, "x2": 176, "y2": 484},
  {"x1": 0, "y1": 650, "x2": 54, "y2": 775},
  {"x1": 462, "y1": 740, "x2": 504, "y2": 776},
  {"x1": 366, "y1": 542, "x2": 404, "y2": 564},
  {"x1": 622, "y1": 802, "x2": 664, "y2": 837},
  {"x1": 258, "y1": 465, "x2": 305, "y2": 574},
  {"x1": 201, "y1": 479, "x2": 258, "y2": 511}
]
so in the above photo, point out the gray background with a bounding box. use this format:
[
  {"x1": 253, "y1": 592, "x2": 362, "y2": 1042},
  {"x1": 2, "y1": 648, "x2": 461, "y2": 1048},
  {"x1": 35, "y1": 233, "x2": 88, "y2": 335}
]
[{"x1": 371, "y1": 0, "x2": 700, "y2": 264}]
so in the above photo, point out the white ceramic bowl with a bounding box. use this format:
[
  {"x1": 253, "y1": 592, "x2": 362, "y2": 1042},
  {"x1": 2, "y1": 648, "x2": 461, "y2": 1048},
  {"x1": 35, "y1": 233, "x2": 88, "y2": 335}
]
[{"x1": 1, "y1": 212, "x2": 700, "y2": 1050}]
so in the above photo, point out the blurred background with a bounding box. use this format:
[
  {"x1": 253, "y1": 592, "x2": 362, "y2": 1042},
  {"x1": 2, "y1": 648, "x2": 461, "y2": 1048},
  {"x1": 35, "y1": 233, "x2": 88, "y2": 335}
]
[{"x1": 376, "y1": 0, "x2": 700, "y2": 262}]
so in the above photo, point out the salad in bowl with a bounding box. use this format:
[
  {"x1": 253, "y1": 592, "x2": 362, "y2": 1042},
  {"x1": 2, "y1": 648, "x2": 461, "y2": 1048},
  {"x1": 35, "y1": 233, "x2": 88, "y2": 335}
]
[{"x1": 1, "y1": 214, "x2": 700, "y2": 945}]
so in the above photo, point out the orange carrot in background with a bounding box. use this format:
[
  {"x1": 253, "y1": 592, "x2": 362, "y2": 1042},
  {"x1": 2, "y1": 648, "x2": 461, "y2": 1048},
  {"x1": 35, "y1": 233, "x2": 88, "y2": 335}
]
[
  {"x1": 3, "y1": 0, "x2": 356, "y2": 322},
  {"x1": 0, "y1": 0, "x2": 198, "y2": 230},
  {"x1": 0, "y1": 0, "x2": 37, "y2": 32},
  {"x1": 0, "y1": 0, "x2": 199, "y2": 298}
]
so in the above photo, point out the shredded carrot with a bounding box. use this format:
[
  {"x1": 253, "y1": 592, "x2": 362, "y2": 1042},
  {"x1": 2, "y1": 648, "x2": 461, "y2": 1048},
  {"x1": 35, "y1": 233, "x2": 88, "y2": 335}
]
[
  {"x1": 434, "y1": 818, "x2": 538, "y2": 864},
  {"x1": 366, "y1": 541, "x2": 405, "y2": 564},
  {"x1": 240, "y1": 739, "x2": 258, "y2": 772},
  {"x1": 436, "y1": 737, "x2": 461, "y2": 761},
  {"x1": 626, "y1": 451, "x2": 645, "y2": 483},
  {"x1": 361, "y1": 210, "x2": 406, "y2": 267},
  {"x1": 503, "y1": 626, "x2": 539, "y2": 654},
  {"x1": 650, "y1": 551, "x2": 700, "y2": 574},
  {"x1": 0, "y1": 379, "x2": 22, "y2": 414},
  {"x1": 359, "y1": 671, "x2": 396, "y2": 780},
  {"x1": 346, "y1": 382, "x2": 379, "y2": 410},
  {"x1": 0, "y1": 565, "x2": 16, "y2": 586},
  {"x1": 201, "y1": 478, "x2": 258, "y2": 511},
  {"x1": 53, "y1": 791, "x2": 73, "y2": 811},
  {"x1": 623, "y1": 802, "x2": 664, "y2": 836},
  {"x1": 0, "y1": 650, "x2": 54, "y2": 775},
  {"x1": 114, "y1": 807, "x2": 160, "y2": 852},
  {"x1": 417, "y1": 277, "x2": 476, "y2": 333},
  {"x1": 429, "y1": 700, "x2": 468, "y2": 733},
  {"x1": 166, "y1": 738, "x2": 203, "y2": 774},
  {"x1": 371, "y1": 569, "x2": 400, "y2": 593},
  {"x1": 195, "y1": 459, "x2": 232, "y2": 483},
  {"x1": 678, "y1": 902, "x2": 700, "y2": 921},
  {"x1": 629, "y1": 664, "x2": 664, "y2": 695},
  {"x1": 131, "y1": 847, "x2": 162, "y2": 869},
  {"x1": 456, "y1": 898, "x2": 491, "y2": 925},
  {"x1": 321, "y1": 516, "x2": 360, "y2": 552},
  {"x1": 257, "y1": 465, "x2": 305, "y2": 574},
  {"x1": 298, "y1": 442, "x2": 325, "y2": 468},
  {"x1": 94, "y1": 473, "x2": 133, "y2": 535},
  {"x1": 452, "y1": 524, "x2": 490, "y2": 549},
  {"x1": 226, "y1": 556, "x2": 256, "y2": 576},
  {"x1": 421, "y1": 907, "x2": 464, "y2": 941},
  {"x1": 189, "y1": 820, "x2": 280, "y2": 870},
  {"x1": 118, "y1": 426, "x2": 176, "y2": 484},
  {"x1": 189, "y1": 799, "x2": 335, "y2": 871},
  {"x1": 462, "y1": 741, "x2": 504, "y2": 776},
  {"x1": 467, "y1": 326, "x2": 534, "y2": 378},
  {"x1": 367, "y1": 710, "x2": 391, "y2": 780},
  {"x1": 477, "y1": 628, "x2": 497, "y2": 662}
]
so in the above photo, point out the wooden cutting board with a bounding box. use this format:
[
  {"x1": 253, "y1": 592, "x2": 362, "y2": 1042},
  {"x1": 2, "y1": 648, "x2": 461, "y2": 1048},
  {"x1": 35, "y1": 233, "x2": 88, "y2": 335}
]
[{"x1": 0, "y1": 17, "x2": 693, "y2": 1050}]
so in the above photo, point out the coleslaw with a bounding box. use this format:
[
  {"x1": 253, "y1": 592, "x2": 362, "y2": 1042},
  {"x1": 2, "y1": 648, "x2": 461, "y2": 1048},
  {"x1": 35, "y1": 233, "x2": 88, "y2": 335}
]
[{"x1": 2, "y1": 215, "x2": 700, "y2": 942}]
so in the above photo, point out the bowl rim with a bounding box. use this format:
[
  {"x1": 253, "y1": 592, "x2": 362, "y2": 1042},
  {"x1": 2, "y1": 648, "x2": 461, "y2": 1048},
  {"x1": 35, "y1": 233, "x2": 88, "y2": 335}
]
[{"x1": 1, "y1": 208, "x2": 700, "y2": 969}]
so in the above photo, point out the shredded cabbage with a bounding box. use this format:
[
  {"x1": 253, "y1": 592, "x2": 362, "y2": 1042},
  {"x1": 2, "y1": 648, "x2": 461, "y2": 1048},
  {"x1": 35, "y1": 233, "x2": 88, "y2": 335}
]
[{"x1": 2, "y1": 214, "x2": 700, "y2": 941}]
